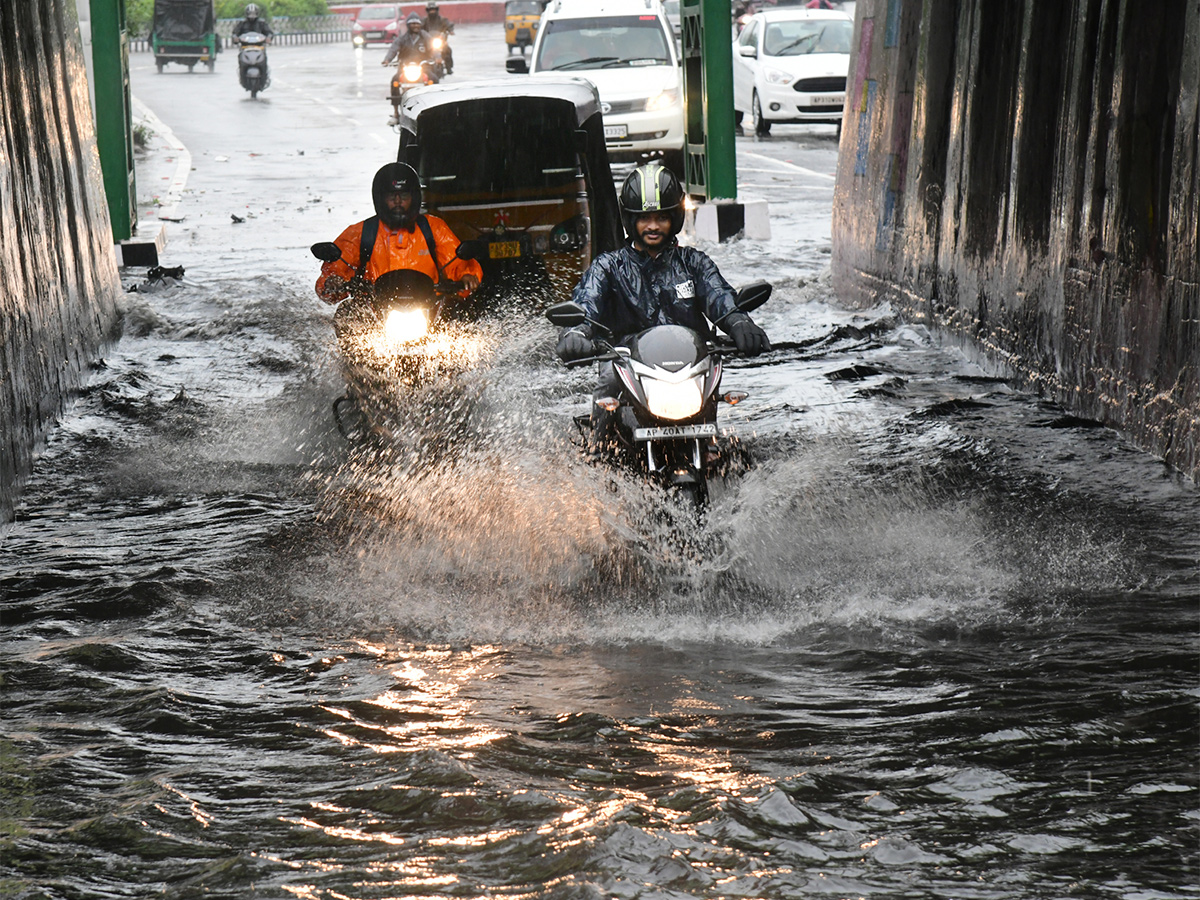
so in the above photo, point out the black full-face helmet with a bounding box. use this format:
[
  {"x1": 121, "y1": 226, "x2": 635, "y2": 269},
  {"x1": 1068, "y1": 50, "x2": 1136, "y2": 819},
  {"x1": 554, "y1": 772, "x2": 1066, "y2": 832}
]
[
  {"x1": 372, "y1": 162, "x2": 422, "y2": 229},
  {"x1": 619, "y1": 163, "x2": 685, "y2": 240},
  {"x1": 245, "y1": 4, "x2": 260, "y2": 17}
]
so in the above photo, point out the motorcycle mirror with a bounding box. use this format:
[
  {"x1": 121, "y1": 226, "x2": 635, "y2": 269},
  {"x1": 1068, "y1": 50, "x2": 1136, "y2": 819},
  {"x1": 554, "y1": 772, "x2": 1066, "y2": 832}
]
[
  {"x1": 455, "y1": 239, "x2": 486, "y2": 261},
  {"x1": 506, "y1": 57, "x2": 529, "y2": 75},
  {"x1": 544, "y1": 301, "x2": 587, "y2": 327},
  {"x1": 311, "y1": 241, "x2": 343, "y2": 262},
  {"x1": 734, "y1": 280, "x2": 772, "y2": 314}
]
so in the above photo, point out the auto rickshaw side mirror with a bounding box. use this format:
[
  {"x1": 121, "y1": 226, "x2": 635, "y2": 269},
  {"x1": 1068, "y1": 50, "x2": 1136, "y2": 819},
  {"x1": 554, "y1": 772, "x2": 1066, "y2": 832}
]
[
  {"x1": 506, "y1": 57, "x2": 529, "y2": 75},
  {"x1": 544, "y1": 301, "x2": 587, "y2": 327},
  {"x1": 456, "y1": 240, "x2": 487, "y2": 261},
  {"x1": 311, "y1": 241, "x2": 343, "y2": 262},
  {"x1": 734, "y1": 280, "x2": 772, "y2": 314}
]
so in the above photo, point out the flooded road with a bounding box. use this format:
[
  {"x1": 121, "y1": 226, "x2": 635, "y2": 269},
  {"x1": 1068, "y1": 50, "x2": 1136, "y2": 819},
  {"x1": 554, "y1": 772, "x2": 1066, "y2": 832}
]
[{"x1": 2, "y1": 28, "x2": 1198, "y2": 899}]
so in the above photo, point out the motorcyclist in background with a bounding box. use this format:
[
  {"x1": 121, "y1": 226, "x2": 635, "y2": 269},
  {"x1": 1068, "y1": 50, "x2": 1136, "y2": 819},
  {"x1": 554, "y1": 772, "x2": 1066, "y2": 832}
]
[
  {"x1": 316, "y1": 163, "x2": 482, "y2": 335},
  {"x1": 232, "y1": 3, "x2": 273, "y2": 41},
  {"x1": 555, "y1": 163, "x2": 770, "y2": 442},
  {"x1": 421, "y1": 0, "x2": 455, "y2": 74},
  {"x1": 382, "y1": 13, "x2": 432, "y2": 67}
]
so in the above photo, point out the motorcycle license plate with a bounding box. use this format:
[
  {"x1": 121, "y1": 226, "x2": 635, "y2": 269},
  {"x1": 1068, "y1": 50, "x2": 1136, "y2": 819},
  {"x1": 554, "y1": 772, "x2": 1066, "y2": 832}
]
[
  {"x1": 489, "y1": 241, "x2": 521, "y2": 259},
  {"x1": 633, "y1": 423, "x2": 718, "y2": 442},
  {"x1": 604, "y1": 124, "x2": 628, "y2": 139},
  {"x1": 811, "y1": 94, "x2": 844, "y2": 106}
]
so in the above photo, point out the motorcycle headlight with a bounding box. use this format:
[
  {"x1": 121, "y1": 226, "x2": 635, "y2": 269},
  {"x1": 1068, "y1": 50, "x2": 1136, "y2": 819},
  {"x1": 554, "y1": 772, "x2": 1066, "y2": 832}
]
[
  {"x1": 642, "y1": 374, "x2": 704, "y2": 421},
  {"x1": 402, "y1": 62, "x2": 422, "y2": 82},
  {"x1": 431, "y1": 36, "x2": 444, "y2": 50},
  {"x1": 763, "y1": 66, "x2": 794, "y2": 85},
  {"x1": 384, "y1": 308, "x2": 430, "y2": 344},
  {"x1": 646, "y1": 89, "x2": 679, "y2": 112}
]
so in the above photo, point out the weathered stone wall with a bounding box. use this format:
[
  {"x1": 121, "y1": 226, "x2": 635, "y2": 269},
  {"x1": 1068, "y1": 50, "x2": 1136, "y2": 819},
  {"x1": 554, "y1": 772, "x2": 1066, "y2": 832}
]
[
  {"x1": 832, "y1": 0, "x2": 1199, "y2": 478},
  {"x1": 0, "y1": 0, "x2": 123, "y2": 524}
]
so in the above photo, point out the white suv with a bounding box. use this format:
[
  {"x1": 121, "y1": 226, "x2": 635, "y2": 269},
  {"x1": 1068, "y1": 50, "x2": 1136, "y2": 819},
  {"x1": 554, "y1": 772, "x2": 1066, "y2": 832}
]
[{"x1": 507, "y1": 0, "x2": 685, "y2": 176}]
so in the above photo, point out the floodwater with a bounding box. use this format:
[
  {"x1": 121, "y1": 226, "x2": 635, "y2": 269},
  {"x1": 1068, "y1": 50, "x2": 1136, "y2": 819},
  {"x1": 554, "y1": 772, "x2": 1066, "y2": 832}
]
[{"x1": 3, "y1": 30, "x2": 1198, "y2": 900}]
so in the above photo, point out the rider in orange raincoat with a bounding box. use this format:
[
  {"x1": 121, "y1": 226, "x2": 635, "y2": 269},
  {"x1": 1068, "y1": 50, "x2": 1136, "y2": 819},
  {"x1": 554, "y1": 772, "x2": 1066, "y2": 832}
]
[{"x1": 316, "y1": 163, "x2": 482, "y2": 315}]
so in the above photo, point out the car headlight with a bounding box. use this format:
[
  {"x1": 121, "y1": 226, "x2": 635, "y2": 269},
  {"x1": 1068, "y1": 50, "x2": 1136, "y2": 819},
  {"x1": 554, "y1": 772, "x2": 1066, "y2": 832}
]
[
  {"x1": 384, "y1": 308, "x2": 430, "y2": 344},
  {"x1": 642, "y1": 375, "x2": 704, "y2": 421},
  {"x1": 646, "y1": 89, "x2": 679, "y2": 112},
  {"x1": 762, "y1": 66, "x2": 794, "y2": 85}
]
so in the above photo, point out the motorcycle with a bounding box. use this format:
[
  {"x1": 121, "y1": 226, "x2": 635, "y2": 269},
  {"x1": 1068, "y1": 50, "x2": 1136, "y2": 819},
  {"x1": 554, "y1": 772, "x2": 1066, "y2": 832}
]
[
  {"x1": 236, "y1": 31, "x2": 269, "y2": 97},
  {"x1": 311, "y1": 240, "x2": 482, "y2": 439},
  {"x1": 388, "y1": 53, "x2": 442, "y2": 124},
  {"x1": 546, "y1": 281, "x2": 772, "y2": 505}
]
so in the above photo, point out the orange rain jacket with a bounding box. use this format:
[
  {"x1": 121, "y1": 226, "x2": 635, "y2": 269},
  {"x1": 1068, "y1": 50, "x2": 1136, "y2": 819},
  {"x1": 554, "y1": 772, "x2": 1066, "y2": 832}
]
[{"x1": 315, "y1": 215, "x2": 483, "y2": 304}]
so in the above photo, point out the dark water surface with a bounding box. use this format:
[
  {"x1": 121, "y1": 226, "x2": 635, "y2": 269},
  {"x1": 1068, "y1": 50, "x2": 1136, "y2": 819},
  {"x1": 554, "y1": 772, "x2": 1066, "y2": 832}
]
[{"x1": 4, "y1": 38, "x2": 1199, "y2": 900}]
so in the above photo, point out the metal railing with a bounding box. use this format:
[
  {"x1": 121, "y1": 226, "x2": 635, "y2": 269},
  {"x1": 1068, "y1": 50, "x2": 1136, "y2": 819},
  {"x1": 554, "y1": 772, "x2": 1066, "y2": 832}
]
[{"x1": 130, "y1": 15, "x2": 354, "y2": 51}]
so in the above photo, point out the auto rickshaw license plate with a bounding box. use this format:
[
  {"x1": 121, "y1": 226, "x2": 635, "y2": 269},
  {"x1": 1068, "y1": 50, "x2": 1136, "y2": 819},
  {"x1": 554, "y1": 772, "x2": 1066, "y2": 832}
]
[{"x1": 489, "y1": 241, "x2": 521, "y2": 259}]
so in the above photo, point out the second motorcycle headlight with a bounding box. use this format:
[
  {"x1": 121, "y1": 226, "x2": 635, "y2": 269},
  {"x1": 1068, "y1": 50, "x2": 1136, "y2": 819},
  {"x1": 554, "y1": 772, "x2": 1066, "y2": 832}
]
[
  {"x1": 384, "y1": 308, "x2": 429, "y2": 344},
  {"x1": 642, "y1": 375, "x2": 704, "y2": 421}
]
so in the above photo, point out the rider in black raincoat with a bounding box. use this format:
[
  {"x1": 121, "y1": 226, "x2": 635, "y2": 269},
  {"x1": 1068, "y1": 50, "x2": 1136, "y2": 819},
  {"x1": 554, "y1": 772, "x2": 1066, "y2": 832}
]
[
  {"x1": 556, "y1": 163, "x2": 770, "y2": 442},
  {"x1": 557, "y1": 163, "x2": 769, "y2": 358}
]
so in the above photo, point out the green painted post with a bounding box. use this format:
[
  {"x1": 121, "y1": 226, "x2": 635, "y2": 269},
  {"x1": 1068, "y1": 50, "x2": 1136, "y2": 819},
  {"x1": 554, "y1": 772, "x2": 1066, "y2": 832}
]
[
  {"x1": 681, "y1": 0, "x2": 737, "y2": 201},
  {"x1": 89, "y1": 0, "x2": 136, "y2": 241}
]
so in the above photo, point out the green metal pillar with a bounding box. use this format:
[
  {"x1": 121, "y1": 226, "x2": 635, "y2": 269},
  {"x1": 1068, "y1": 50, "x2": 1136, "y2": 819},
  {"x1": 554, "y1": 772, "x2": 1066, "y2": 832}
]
[
  {"x1": 89, "y1": 0, "x2": 136, "y2": 241},
  {"x1": 680, "y1": 0, "x2": 737, "y2": 200}
]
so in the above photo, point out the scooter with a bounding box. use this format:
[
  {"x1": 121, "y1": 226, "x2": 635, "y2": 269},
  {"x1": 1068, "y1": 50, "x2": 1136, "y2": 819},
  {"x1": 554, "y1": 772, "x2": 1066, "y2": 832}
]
[
  {"x1": 545, "y1": 281, "x2": 772, "y2": 505},
  {"x1": 311, "y1": 240, "x2": 479, "y2": 439},
  {"x1": 236, "y1": 31, "x2": 269, "y2": 98}
]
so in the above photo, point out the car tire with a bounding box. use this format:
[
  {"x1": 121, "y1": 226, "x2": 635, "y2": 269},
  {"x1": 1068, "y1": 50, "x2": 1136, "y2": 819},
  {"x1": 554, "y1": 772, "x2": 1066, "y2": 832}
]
[{"x1": 752, "y1": 92, "x2": 771, "y2": 136}]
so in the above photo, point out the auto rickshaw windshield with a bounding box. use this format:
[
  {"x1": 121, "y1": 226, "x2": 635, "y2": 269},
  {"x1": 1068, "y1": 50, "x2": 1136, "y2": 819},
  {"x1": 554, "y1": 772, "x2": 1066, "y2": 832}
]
[{"x1": 505, "y1": 0, "x2": 542, "y2": 13}]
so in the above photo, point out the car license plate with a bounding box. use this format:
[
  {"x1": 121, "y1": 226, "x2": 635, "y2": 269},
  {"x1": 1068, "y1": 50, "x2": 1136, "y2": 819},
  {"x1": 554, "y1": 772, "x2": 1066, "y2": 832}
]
[
  {"x1": 366, "y1": 31, "x2": 383, "y2": 38},
  {"x1": 604, "y1": 124, "x2": 628, "y2": 139},
  {"x1": 489, "y1": 241, "x2": 521, "y2": 259},
  {"x1": 633, "y1": 423, "x2": 718, "y2": 442},
  {"x1": 811, "y1": 94, "x2": 845, "y2": 106}
]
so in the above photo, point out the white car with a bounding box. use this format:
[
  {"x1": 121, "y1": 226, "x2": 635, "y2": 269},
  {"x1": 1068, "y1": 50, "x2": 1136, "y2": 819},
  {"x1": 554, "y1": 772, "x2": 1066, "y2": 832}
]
[
  {"x1": 507, "y1": 0, "x2": 686, "y2": 176},
  {"x1": 732, "y1": 8, "x2": 853, "y2": 136}
]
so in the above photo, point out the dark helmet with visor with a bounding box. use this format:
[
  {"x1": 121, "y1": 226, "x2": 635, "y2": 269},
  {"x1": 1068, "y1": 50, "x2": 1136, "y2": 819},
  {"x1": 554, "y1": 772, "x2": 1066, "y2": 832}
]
[
  {"x1": 244, "y1": 4, "x2": 260, "y2": 17},
  {"x1": 372, "y1": 162, "x2": 421, "y2": 230},
  {"x1": 619, "y1": 163, "x2": 685, "y2": 240}
]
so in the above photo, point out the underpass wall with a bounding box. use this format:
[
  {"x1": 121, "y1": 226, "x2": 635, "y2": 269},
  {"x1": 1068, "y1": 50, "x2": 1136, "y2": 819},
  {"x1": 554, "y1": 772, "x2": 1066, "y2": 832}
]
[
  {"x1": 0, "y1": 0, "x2": 123, "y2": 524},
  {"x1": 832, "y1": 0, "x2": 1199, "y2": 478}
]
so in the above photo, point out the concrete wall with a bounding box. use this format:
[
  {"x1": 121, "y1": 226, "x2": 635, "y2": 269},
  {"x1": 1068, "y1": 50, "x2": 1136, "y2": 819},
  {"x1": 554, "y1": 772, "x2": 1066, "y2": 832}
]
[
  {"x1": 0, "y1": 0, "x2": 123, "y2": 524},
  {"x1": 832, "y1": 0, "x2": 1199, "y2": 478}
]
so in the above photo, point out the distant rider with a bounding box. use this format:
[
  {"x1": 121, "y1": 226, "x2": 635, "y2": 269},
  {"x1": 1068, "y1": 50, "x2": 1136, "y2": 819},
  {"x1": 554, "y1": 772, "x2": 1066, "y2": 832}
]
[
  {"x1": 315, "y1": 163, "x2": 482, "y2": 332},
  {"x1": 555, "y1": 163, "x2": 770, "y2": 440},
  {"x1": 382, "y1": 13, "x2": 432, "y2": 67},
  {"x1": 421, "y1": 0, "x2": 455, "y2": 74},
  {"x1": 232, "y1": 3, "x2": 273, "y2": 41}
]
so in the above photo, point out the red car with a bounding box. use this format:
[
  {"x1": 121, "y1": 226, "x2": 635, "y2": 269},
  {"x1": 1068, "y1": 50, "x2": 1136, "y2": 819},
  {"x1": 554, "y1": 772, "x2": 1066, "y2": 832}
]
[{"x1": 351, "y1": 4, "x2": 400, "y2": 46}]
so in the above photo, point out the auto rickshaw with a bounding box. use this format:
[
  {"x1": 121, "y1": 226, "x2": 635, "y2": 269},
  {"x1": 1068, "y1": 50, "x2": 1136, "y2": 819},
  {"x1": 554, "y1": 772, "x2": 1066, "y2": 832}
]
[
  {"x1": 396, "y1": 78, "x2": 622, "y2": 314},
  {"x1": 504, "y1": 0, "x2": 543, "y2": 55},
  {"x1": 151, "y1": 0, "x2": 219, "y2": 72}
]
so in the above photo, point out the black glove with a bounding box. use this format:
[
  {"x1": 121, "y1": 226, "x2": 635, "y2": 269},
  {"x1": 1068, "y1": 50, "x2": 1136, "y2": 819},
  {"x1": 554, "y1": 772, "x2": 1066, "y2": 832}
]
[
  {"x1": 726, "y1": 314, "x2": 771, "y2": 356},
  {"x1": 556, "y1": 328, "x2": 594, "y2": 362}
]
